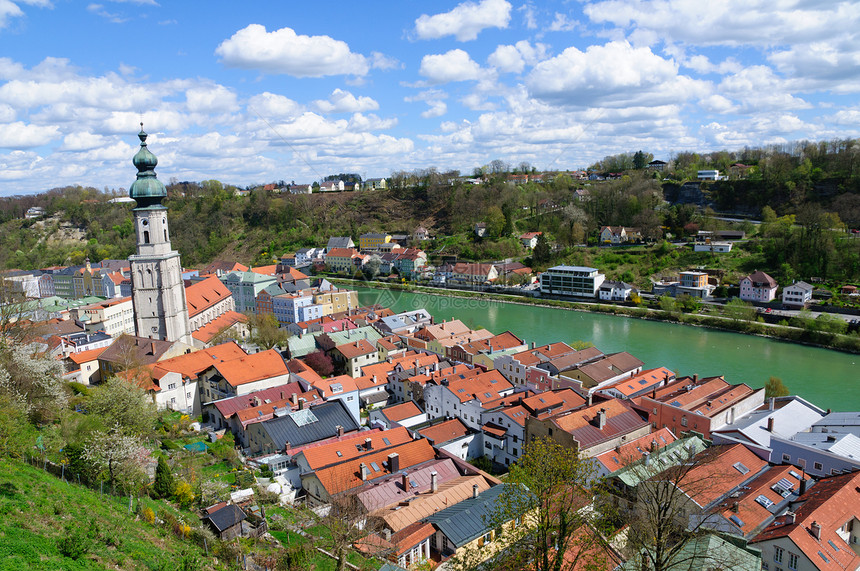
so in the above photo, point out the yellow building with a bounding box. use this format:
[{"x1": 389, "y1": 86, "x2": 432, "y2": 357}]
[
  {"x1": 313, "y1": 289, "x2": 359, "y2": 316},
  {"x1": 359, "y1": 232, "x2": 392, "y2": 250}
]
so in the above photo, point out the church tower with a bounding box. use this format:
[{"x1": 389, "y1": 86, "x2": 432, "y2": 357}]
[{"x1": 128, "y1": 125, "x2": 193, "y2": 345}]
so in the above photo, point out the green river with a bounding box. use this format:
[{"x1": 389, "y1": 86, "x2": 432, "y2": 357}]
[{"x1": 354, "y1": 287, "x2": 860, "y2": 412}]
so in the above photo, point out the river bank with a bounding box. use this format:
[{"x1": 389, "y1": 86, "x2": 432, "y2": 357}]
[{"x1": 330, "y1": 278, "x2": 860, "y2": 354}]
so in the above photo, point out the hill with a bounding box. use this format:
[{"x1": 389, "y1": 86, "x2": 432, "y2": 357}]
[{"x1": 0, "y1": 457, "x2": 205, "y2": 570}]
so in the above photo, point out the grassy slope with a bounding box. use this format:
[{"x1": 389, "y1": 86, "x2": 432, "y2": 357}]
[{"x1": 0, "y1": 458, "x2": 200, "y2": 570}]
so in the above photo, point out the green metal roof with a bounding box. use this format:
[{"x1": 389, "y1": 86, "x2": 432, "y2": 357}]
[{"x1": 129, "y1": 125, "x2": 167, "y2": 207}]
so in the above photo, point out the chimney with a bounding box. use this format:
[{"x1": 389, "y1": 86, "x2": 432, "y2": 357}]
[
  {"x1": 298, "y1": 398, "x2": 304, "y2": 410},
  {"x1": 731, "y1": 501, "x2": 739, "y2": 513},
  {"x1": 430, "y1": 471, "x2": 438, "y2": 493},
  {"x1": 531, "y1": 342, "x2": 536, "y2": 350},
  {"x1": 359, "y1": 463, "x2": 369, "y2": 481},
  {"x1": 800, "y1": 478, "x2": 810, "y2": 494},
  {"x1": 280, "y1": 391, "x2": 285, "y2": 400},
  {"x1": 401, "y1": 473, "x2": 410, "y2": 492},
  {"x1": 615, "y1": 445, "x2": 622, "y2": 454},
  {"x1": 810, "y1": 521, "x2": 821, "y2": 540},
  {"x1": 336, "y1": 425, "x2": 344, "y2": 438},
  {"x1": 786, "y1": 512, "x2": 796, "y2": 524},
  {"x1": 769, "y1": 397, "x2": 775, "y2": 411},
  {"x1": 587, "y1": 393, "x2": 593, "y2": 407},
  {"x1": 472, "y1": 484, "x2": 479, "y2": 499},
  {"x1": 365, "y1": 437, "x2": 373, "y2": 450},
  {"x1": 253, "y1": 396, "x2": 261, "y2": 407},
  {"x1": 291, "y1": 392, "x2": 298, "y2": 407},
  {"x1": 372, "y1": 374, "x2": 377, "y2": 383},
  {"x1": 388, "y1": 452, "x2": 400, "y2": 473},
  {"x1": 767, "y1": 417, "x2": 775, "y2": 432},
  {"x1": 693, "y1": 374, "x2": 698, "y2": 383},
  {"x1": 594, "y1": 408, "x2": 607, "y2": 430}
]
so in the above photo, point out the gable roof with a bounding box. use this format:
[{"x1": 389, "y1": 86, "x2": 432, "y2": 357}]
[
  {"x1": 202, "y1": 504, "x2": 246, "y2": 532},
  {"x1": 742, "y1": 270, "x2": 777, "y2": 288},
  {"x1": 192, "y1": 310, "x2": 248, "y2": 344},
  {"x1": 381, "y1": 401, "x2": 424, "y2": 422},
  {"x1": 594, "y1": 427, "x2": 677, "y2": 474},
  {"x1": 550, "y1": 399, "x2": 650, "y2": 450},
  {"x1": 151, "y1": 341, "x2": 247, "y2": 381},
  {"x1": 259, "y1": 399, "x2": 360, "y2": 451},
  {"x1": 211, "y1": 382, "x2": 307, "y2": 419},
  {"x1": 752, "y1": 471, "x2": 860, "y2": 571},
  {"x1": 186, "y1": 276, "x2": 233, "y2": 317},
  {"x1": 297, "y1": 426, "x2": 412, "y2": 471},
  {"x1": 423, "y1": 483, "x2": 510, "y2": 547},
  {"x1": 312, "y1": 438, "x2": 436, "y2": 496},
  {"x1": 445, "y1": 369, "x2": 513, "y2": 404},
  {"x1": 98, "y1": 335, "x2": 176, "y2": 367},
  {"x1": 336, "y1": 338, "x2": 377, "y2": 359},
  {"x1": 600, "y1": 367, "x2": 674, "y2": 397},
  {"x1": 211, "y1": 349, "x2": 288, "y2": 387},
  {"x1": 417, "y1": 418, "x2": 471, "y2": 445}
]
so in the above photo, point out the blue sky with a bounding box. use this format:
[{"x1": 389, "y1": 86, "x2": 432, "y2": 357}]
[{"x1": 1, "y1": 0, "x2": 859, "y2": 195}]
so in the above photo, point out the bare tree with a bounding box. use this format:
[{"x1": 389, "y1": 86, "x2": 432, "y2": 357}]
[{"x1": 314, "y1": 493, "x2": 392, "y2": 571}]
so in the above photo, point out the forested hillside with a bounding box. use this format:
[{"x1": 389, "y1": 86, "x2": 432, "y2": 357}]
[{"x1": 1, "y1": 139, "x2": 858, "y2": 283}]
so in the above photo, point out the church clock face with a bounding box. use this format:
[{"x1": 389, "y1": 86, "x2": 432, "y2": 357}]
[{"x1": 142, "y1": 219, "x2": 148, "y2": 226}]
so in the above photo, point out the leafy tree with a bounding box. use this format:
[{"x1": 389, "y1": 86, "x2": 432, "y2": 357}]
[
  {"x1": 246, "y1": 313, "x2": 291, "y2": 350},
  {"x1": 764, "y1": 376, "x2": 790, "y2": 398},
  {"x1": 153, "y1": 455, "x2": 176, "y2": 498},
  {"x1": 485, "y1": 206, "x2": 506, "y2": 238},
  {"x1": 86, "y1": 376, "x2": 158, "y2": 436},
  {"x1": 303, "y1": 351, "x2": 334, "y2": 377},
  {"x1": 173, "y1": 480, "x2": 195, "y2": 508},
  {"x1": 723, "y1": 298, "x2": 756, "y2": 323},
  {"x1": 659, "y1": 294, "x2": 677, "y2": 314},
  {"x1": 362, "y1": 255, "x2": 382, "y2": 280},
  {"x1": 570, "y1": 340, "x2": 595, "y2": 350},
  {"x1": 458, "y1": 437, "x2": 607, "y2": 571},
  {"x1": 676, "y1": 294, "x2": 701, "y2": 313},
  {"x1": 533, "y1": 233, "x2": 551, "y2": 264}
]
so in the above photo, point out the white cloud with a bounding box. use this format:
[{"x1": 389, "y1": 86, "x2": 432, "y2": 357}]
[
  {"x1": 0, "y1": 121, "x2": 59, "y2": 148},
  {"x1": 421, "y1": 101, "x2": 447, "y2": 118},
  {"x1": 584, "y1": 0, "x2": 859, "y2": 47},
  {"x1": 313, "y1": 89, "x2": 379, "y2": 114},
  {"x1": 370, "y1": 52, "x2": 401, "y2": 71},
  {"x1": 699, "y1": 94, "x2": 736, "y2": 114},
  {"x1": 0, "y1": 103, "x2": 15, "y2": 121},
  {"x1": 0, "y1": 0, "x2": 50, "y2": 30},
  {"x1": 717, "y1": 66, "x2": 811, "y2": 112},
  {"x1": 348, "y1": 113, "x2": 397, "y2": 131},
  {"x1": 518, "y1": 3, "x2": 536, "y2": 29},
  {"x1": 461, "y1": 93, "x2": 496, "y2": 111},
  {"x1": 61, "y1": 131, "x2": 107, "y2": 151},
  {"x1": 414, "y1": 0, "x2": 511, "y2": 42},
  {"x1": 549, "y1": 13, "x2": 577, "y2": 32},
  {"x1": 248, "y1": 93, "x2": 303, "y2": 120},
  {"x1": 420, "y1": 49, "x2": 482, "y2": 83},
  {"x1": 185, "y1": 85, "x2": 238, "y2": 113},
  {"x1": 488, "y1": 41, "x2": 547, "y2": 73},
  {"x1": 832, "y1": 109, "x2": 860, "y2": 125},
  {"x1": 527, "y1": 41, "x2": 704, "y2": 108},
  {"x1": 87, "y1": 3, "x2": 128, "y2": 23},
  {"x1": 215, "y1": 24, "x2": 369, "y2": 77},
  {"x1": 684, "y1": 54, "x2": 742, "y2": 75}
]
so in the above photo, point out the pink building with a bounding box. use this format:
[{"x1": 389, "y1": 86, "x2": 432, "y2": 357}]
[{"x1": 739, "y1": 270, "x2": 777, "y2": 302}]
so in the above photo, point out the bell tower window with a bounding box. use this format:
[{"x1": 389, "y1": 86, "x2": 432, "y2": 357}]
[{"x1": 143, "y1": 231, "x2": 150, "y2": 244}]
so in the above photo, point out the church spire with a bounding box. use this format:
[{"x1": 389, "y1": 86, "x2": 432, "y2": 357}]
[{"x1": 129, "y1": 123, "x2": 167, "y2": 209}]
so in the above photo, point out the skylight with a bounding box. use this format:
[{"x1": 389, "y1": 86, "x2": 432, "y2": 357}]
[
  {"x1": 818, "y1": 551, "x2": 829, "y2": 563},
  {"x1": 755, "y1": 495, "x2": 773, "y2": 508},
  {"x1": 336, "y1": 451, "x2": 342, "y2": 457},
  {"x1": 789, "y1": 470, "x2": 802, "y2": 480},
  {"x1": 382, "y1": 438, "x2": 391, "y2": 445},
  {"x1": 776, "y1": 478, "x2": 794, "y2": 492},
  {"x1": 730, "y1": 515, "x2": 745, "y2": 527},
  {"x1": 733, "y1": 462, "x2": 750, "y2": 475},
  {"x1": 371, "y1": 462, "x2": 380, "y2": 472},
  {"x1": 828, "y1": 540, "x2": 840, "y2": 551}
]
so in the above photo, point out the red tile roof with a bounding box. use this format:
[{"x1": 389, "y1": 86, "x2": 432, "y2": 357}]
[
  {"x1": 601, "y1": 367, "x2": 674, "y2": 397},
  {"x1": 312, "y1": 374, "x2": 358, "y2": 397},
  {"x1": 752, "y1": 470, "x2": 860, "y2": 571},
  {"x1": 336, "y1": 338, "x2": 377, "y2": 359},
  {"x1": 313, "y1": 438, "x2": 437, "y2": 496},
  {"x1": 186, "y1": 276, "x2": 233, "y2": 317},
  {"x1": 151, "y1": 341, "x2": 247, "y2": 381},
  {"x1": 192, "y1": 310, "x2": 248, "y2": 344},
  {"x1": 67, "y1": 346, "x2": 109, "y2": 364},
  {"x1": 211, "y1": 382, "x2": 305, "y2": 419},
  {"x1": 446, "y1": 369, "x2": 513, "y2": 404},
  {"x1": 594, "y1": 427, "x2": 677, "y2": 474},
  {"x1": 212, "y1": 349, "x2": 288, "y2": 387},
  {"x1": 250, "y1": 265, "x2": 276, "y2": 275},
  {"x1": 417, "y1": 418, "x2": 470, "y2": 445},
  {"x1": 381, "y1": 401, "x2": 424, "y2": 422},
  {"x1": 676, "y1": 444, "x2": 768, "y2": 508},
  {"x1": 298, "y1": 426, "x2": 412, "y2": 470}
]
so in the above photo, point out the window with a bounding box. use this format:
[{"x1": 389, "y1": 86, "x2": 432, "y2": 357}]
[
  {"x1": 167, "y1": 383, "x2": 176, "y2": 390},
  {"x1": 782, "y1": 453, "x2": 791, "y2": 462},
  {"x1": 814, "y1": 462, "x2": 823, "y2": 471},
  {"x1": 774, "y1": 546, "x2": 783, "y2": 563},
  {"x1": 762, "y1": 563, "x2": 769, "y2": 570},
  {"x1": 788, "y1": 553, "x2": 798, "y2": 570},
  {"x1": 681, "y1": 417, "x2": 688, "y2": 427}
]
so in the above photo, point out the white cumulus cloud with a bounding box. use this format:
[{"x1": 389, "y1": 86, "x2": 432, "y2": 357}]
[
  {"x1": 314, "y1": 89, "x2": 379, "y2": 114},
  {"x1": 527, "y1": 41, "x2": 703, "y2": 108},
  {"x1": 414, "y1": 0, "x2": 511, "y2": 42},
  {"x1": 422, "y1": 101, "x2": 448, "y2": 118},
  {"x1": 0, "y1": 121, "x2": 59, "y2": 148},
  {"x1": 420, "y1": 49, "x2": 482, "y2": 83},
  {"x1": 215, "y1": 24, "x2": 369, "y2": 77}
]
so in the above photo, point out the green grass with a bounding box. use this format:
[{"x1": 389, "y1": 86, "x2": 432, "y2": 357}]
[{"x1": 0, "y1": 458, "x2": 207, "y2": 570}]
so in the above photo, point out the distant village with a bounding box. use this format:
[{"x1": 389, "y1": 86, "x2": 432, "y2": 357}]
[{"x1": 5, "y1": 134, "x2": 860, "y2": 571}]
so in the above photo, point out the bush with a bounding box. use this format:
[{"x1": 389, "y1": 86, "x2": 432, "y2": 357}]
[
  {"x1": 278, "y1": 543, "x2": 313, "y2": 571},
  {"x1": 57, "y1": 524, "x2": 92, "y2": 559}
]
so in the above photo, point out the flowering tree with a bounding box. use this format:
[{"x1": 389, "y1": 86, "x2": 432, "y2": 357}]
[
  {"x1": 0, "y1": 341, "x2": 67, "y2": 423},
  {"x1": 84, "y1": 426, "x2": 151, "y2": 492}
]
